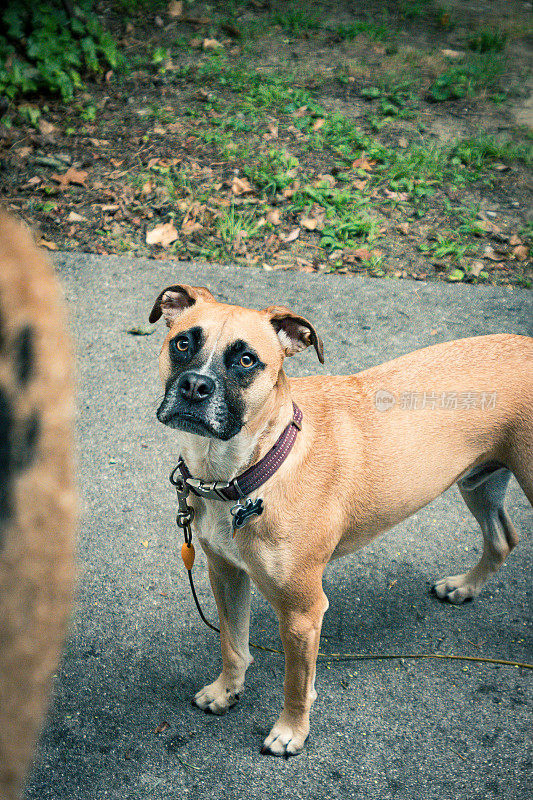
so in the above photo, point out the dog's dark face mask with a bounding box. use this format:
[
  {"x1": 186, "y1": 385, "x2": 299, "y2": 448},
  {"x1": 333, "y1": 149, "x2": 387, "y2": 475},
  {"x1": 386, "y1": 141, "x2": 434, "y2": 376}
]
[
  {"x1": 156, "y1": 325, "x2": 267, "y2": 440},
  {"x1": 150, "y1": 284, "x2": 324, "y2": 441}
]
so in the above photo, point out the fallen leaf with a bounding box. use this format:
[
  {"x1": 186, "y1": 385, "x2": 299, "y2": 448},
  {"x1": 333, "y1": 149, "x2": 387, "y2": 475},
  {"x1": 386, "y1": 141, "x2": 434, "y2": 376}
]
[
  {"x1": 482, "y1": 244, "x2": 500, "y2": 261},
  {"x1": 154, "y1": 720, "x2": 171, "y2": 734},
  {"x1": 397, "y1": 222, "x2": 410, "y2": 235},
  {"x1": 181, "y1": 219, "x2": 203, "y2": 235},
  {"x1": 282, "y1": 228, "x2": 300, "y2": 243},
  {"x1": 266, "y1": 208, "x2": 281, "y2": 226},
  {"x1": 513, "y1": 245, "x2": 529, "y2": 261},
  {"x1": 509, "y1": 234, "x2": 522, "y2": 246},
  {"x1": 352, "y1": 154, "x2": 376, "y2": 171},
  {"x1": 153, "y1": 124, "x2": 167, "y2": 135},
  {"x1": 202, "y1": 38, "x2": 223, "y2": 51},
  {"x1": 468, "y1": 260, "x2": 485, "y2": 277},
  {"x1": 232, "y1": 176, "x2": 253, "y2": 195},
  {"x1": 312, "y1": 118, "x2": 325, "y2": 132},
  {"x1": 67, "y1": 211, "x2": 87, "y2": 222},
  {"x1": 267, "y1": 120, "x2": 278, "y2": 138},
  {"x1": 265, "y1": 234, "x2": 281, "y2": 252},
  {"x1": 343, "y1": 247, "x2": 371, "y2": 262},
  {"x1": 398, "y1": 136, "x2": 408, "y2": 148},
  {"x1": 51, "y1": 167, "x2": 89, "y2": 189},
  {"x1": 313, "y1": 174, "x2": 336, "y2": 188},
  {"x1": 38, "y1": 118, "x2": 56, "y2": 136},
  {"x1": 286, "y1": 125, "x2": 305, "y2": 138},
  {"x1": 146, "y1": 221, "x2": 179, "y2": 246},
  {"x1": 300, "y1": 215, "x2": 318, "y2": 230},
  {"x1": 294, "y1": 106, "x2": 308, "y2": 118},
  {"x1": 441, "y1": 48, "x2": 465, "y2": 59},
  {"x1": 38, "y1": 238, "x2": 57, "y2": 250},
  {"x1": 167, "y1": 0, "x2": 183, "y2": 17},
  {"x1": 21, "y1": 176, "x2": 42, "y2": 188},
  {"x1": 352, "y1": 179, "x2": 368, "y2": 191},
  {"x1": 189, "y1": 37, "x2": 203, "y2": 48}
]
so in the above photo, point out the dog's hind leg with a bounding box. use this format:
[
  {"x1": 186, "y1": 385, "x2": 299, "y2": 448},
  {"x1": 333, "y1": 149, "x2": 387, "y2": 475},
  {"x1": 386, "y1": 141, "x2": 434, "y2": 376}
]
[{"x1": 433, "y1": 463, "x2": 519, "y2": 604}]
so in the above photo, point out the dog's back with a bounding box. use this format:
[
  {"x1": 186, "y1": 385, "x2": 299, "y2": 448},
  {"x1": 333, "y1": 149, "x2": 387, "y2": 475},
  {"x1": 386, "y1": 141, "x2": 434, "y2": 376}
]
[{"x1": 0, "y1": 211, "x2": 76, "y2": 799}]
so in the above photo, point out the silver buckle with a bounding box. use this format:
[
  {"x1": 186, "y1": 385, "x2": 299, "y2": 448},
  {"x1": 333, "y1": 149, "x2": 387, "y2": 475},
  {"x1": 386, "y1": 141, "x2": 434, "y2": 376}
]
[{"x1": 187, "y1": 478, "x2": 232, "y2": 500}]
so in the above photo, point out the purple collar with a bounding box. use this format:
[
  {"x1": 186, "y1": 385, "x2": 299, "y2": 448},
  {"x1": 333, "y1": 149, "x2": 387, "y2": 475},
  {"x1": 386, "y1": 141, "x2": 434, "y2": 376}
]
[{"x1": 171, "y1": 402, "x2": 303, "y2": 502}]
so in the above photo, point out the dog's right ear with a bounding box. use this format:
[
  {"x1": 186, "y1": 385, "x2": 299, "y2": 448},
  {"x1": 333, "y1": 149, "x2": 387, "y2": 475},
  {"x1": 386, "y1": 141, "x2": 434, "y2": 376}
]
[{"x1": 149, "y1": 284, "x2": 215, "y2": 327}]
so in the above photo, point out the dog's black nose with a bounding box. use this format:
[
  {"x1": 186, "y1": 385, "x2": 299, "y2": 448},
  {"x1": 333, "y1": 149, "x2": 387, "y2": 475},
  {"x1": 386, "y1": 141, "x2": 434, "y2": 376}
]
[{"x1": 178, "y1": 372, "x2": 215, "y2": 403}]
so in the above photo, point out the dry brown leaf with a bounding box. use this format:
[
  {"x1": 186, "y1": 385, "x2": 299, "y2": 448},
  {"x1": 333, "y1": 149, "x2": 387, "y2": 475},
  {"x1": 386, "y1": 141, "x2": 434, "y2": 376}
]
[
  {"x1": 343, "y1": 247, "x2": 371, "y2": 262},
  {"x1": 203, "y1": 38, "x2": 224, "y2": 50},
  {"x1": 38, "y1": 118, "x2": 56, "y2": 136},
  {"x1": 352, "y1": 179, "x2": 368, "y2": 191},
  {"x1": 281, "y1": 181, "x2": 300, "y2": 198},
  {"x1": 398, "y1": 136, "x2": 408, "y2": 148},
  {"x1": 51, "y1": 167, "x2": 89, "y2": 189},
  {"x1": 482, "y1": 244, "x2": 500, "y2": 261},
  {"x1": 267, "y1": 120, "x2": 278, "y2": 138},
  {"x1": 38, "y1": 238, "x2": 58, "y2": 250},
  {"x1": 469, "y1": 260, "x2": 485, "y2": 277},
  {"x1": 397, "y1": 222, "x2": 410, "y2": 235},
  {"x1": 352, "y1": 154, "x2": 376, "y2": 171},
  {"x1": 513, "y1": 245, "x2": 529, "y2": 261},
  {"x1": 265, "y1": 234, "x2": 281, "y2": 252},
  {"x1": 153, "y1": 124, "x2": 167, "y2": 135},
  {"x1": 294, "y1": 106, "x2": 308, "y2": 118},
  {"x1": 146, "y1": 221, "x2": 179, "y2": 246},
  {"x1": 266, "y1": 208, "x2": 281, "y2": 226},
  {"x1": 67, "y1": 211, "x2": 87, "y2": 222},
  {"x1": 167, "y1": 0, "x2": 183, "y2": 17},
  {"x1": 232, "y1": 176, "x2": 253, "y2": 195},
  {"x1": 283, "y1": 228, "x2": 300, "y2": 243},
  {"x1": 21, "y1": 176, "x2": 41, "y2": 188},
  {"x1": 312, "y1": 174, "x2": 336, "y2": 188},
  {"x1": 509, "y1": 234, "x2": 523, "y2": 246},
  {"x1": 312, "y1": 118, "x2": 325, "y2": 132},
  {"x1": 181, "y1": 220, "x2": 203, "y2": 235},
  {"x1": 300, "y1": 215, "x2": 318, "y2": 231}
]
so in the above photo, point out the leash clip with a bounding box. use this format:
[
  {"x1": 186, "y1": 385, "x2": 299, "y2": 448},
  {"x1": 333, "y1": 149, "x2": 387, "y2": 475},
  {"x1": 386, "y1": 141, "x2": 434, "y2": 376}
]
[{"x1": 231, "y1": 497, "x2": 264, "y2": 530}]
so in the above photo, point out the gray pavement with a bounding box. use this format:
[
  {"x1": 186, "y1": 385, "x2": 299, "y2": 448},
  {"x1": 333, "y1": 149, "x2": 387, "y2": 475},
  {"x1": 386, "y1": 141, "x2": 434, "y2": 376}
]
[{"x1": 27, "y1": 255, "x2": 532, "y2": 800}]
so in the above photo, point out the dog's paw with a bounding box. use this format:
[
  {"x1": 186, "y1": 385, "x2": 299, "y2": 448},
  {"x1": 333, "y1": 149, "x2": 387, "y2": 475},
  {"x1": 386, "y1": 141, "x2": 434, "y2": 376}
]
[
  {"x1": 432, "y1": 572, "x2": 481, "y2": 604},
  {"x1": 261, "y1": 711, "x2": 309, "y2": 757},
  {"x1": 193, "y1": 674, "x2": 242, "y2": 715}
]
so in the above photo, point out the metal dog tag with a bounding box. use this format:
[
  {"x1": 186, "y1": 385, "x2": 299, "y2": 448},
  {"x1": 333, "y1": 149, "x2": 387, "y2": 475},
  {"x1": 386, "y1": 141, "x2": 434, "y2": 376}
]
[{"x1": 231, "y1": 498, "x2": 264, "y2": 530}]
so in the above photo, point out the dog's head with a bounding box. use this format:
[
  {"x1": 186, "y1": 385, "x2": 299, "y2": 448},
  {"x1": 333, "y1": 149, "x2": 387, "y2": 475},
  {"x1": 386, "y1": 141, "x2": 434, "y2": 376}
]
[{"x1": 149, "y1": 284, "x2": 324, "y2": 440}]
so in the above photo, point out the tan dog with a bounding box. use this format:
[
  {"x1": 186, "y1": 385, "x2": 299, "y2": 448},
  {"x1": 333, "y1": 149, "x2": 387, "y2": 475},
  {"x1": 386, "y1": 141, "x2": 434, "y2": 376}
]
[
  {"x1": 150, "y1": 284, "x2": 533, "y2": 757},
  {"x1": 0, "y1": 211, "x2": 76, "y2": 799}
]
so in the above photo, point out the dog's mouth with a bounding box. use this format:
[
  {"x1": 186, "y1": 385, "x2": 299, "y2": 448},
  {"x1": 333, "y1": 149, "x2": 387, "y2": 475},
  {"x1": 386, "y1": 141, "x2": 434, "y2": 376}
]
[{"x1": 157, "y1": 406, "x2": 241, "y2": 441}]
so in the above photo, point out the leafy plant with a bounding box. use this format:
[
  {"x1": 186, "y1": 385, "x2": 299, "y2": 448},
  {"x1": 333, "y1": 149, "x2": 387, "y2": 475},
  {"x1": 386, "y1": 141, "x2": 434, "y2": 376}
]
[{"x1": 0, "y1": 2, "x2": 121, "y2": 102}]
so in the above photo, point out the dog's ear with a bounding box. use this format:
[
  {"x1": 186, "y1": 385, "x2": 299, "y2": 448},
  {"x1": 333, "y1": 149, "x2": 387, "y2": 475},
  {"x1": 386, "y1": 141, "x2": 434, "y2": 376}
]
[
  {"x1": 263, "y1": 306, "x2": 324, "y2": 363},
  {"x1": 149, "y1": 284, "x2": 215, "y2": 327}
]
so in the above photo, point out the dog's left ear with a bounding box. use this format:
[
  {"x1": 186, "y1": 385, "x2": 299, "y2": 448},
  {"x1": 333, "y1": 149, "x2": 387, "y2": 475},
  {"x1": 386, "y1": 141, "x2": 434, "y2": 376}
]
[
  {"x1": 263, "y1": 306, "x2": 324, "y2": 363},
  {"x1": 149, "y1": 284, "x2": 214, "y2": 327}
]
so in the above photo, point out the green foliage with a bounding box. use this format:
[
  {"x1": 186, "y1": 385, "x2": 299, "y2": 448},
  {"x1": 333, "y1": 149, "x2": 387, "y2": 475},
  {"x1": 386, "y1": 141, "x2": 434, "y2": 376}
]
[
  {"x1": 0, "y1": 2, "x2": 121, "y2": 103},
  {"x1": 468, "y1": 29, "x2": 507, "y2": 54},
  {"x1": 271, "y1": 8, "x2": 322, "y2": 36},
  {"x1": 429, "y1": 54, "x2": 505, "y2": 101}
]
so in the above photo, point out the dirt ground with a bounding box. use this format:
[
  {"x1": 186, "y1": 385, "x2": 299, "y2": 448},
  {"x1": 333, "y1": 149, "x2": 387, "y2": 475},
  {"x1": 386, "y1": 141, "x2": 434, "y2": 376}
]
[{"x1": 1, "y1": 0, "x2": 532, "y2": 285}]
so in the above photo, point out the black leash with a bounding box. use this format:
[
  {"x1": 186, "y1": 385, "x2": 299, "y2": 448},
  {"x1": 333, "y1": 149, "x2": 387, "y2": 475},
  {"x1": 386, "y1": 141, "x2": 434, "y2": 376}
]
[{"x1": 169, "y1": 467, "x2": 533, "y2": 670}]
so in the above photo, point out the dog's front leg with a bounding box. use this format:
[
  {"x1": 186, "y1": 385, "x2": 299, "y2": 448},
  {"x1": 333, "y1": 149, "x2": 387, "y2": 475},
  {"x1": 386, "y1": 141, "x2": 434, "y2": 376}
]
[
  {"x1": 193, "y1": 551, "x2": 253, "y2": 714},
  {"x1": 262, "y1": 589, "x2": 328, "y2": 757}
]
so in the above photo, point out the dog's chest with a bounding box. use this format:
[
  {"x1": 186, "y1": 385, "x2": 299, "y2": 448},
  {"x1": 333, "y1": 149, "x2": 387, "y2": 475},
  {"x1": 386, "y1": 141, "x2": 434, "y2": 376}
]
[{"x1": 193, "y1": 499, "x2": 247, "y2": 571}]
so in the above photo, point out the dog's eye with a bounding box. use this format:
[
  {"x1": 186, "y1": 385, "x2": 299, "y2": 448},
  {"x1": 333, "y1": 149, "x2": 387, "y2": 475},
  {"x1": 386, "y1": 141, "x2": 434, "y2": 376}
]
[
  {"x1": 174, "y1": 337, "x2": 189, "y2": 352},
  {"x1": 239, "y1": 353, "x2": 256, "y2": 368}
]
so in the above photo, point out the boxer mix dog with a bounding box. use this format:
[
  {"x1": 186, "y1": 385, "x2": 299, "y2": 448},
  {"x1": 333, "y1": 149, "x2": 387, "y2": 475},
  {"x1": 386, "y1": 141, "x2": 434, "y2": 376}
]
[
  {"x1": 150, "y1": 283, "x2": 532, "y2": 757},
  {"x1": 0, "y1": 211, "x2": 76, "y2": 799}
]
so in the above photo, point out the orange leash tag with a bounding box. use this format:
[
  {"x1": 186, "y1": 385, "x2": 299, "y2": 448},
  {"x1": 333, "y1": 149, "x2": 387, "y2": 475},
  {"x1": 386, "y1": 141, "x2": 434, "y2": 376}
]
[{"x1": 181, "y1": 542, "x2": 195, "y2": 571}]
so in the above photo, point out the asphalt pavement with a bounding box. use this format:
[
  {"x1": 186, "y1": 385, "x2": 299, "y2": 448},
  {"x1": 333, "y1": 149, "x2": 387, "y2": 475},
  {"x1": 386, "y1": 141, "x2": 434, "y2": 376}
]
[{"x1": 26, "y1": 255, "x2": 532, "y2": 800}]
